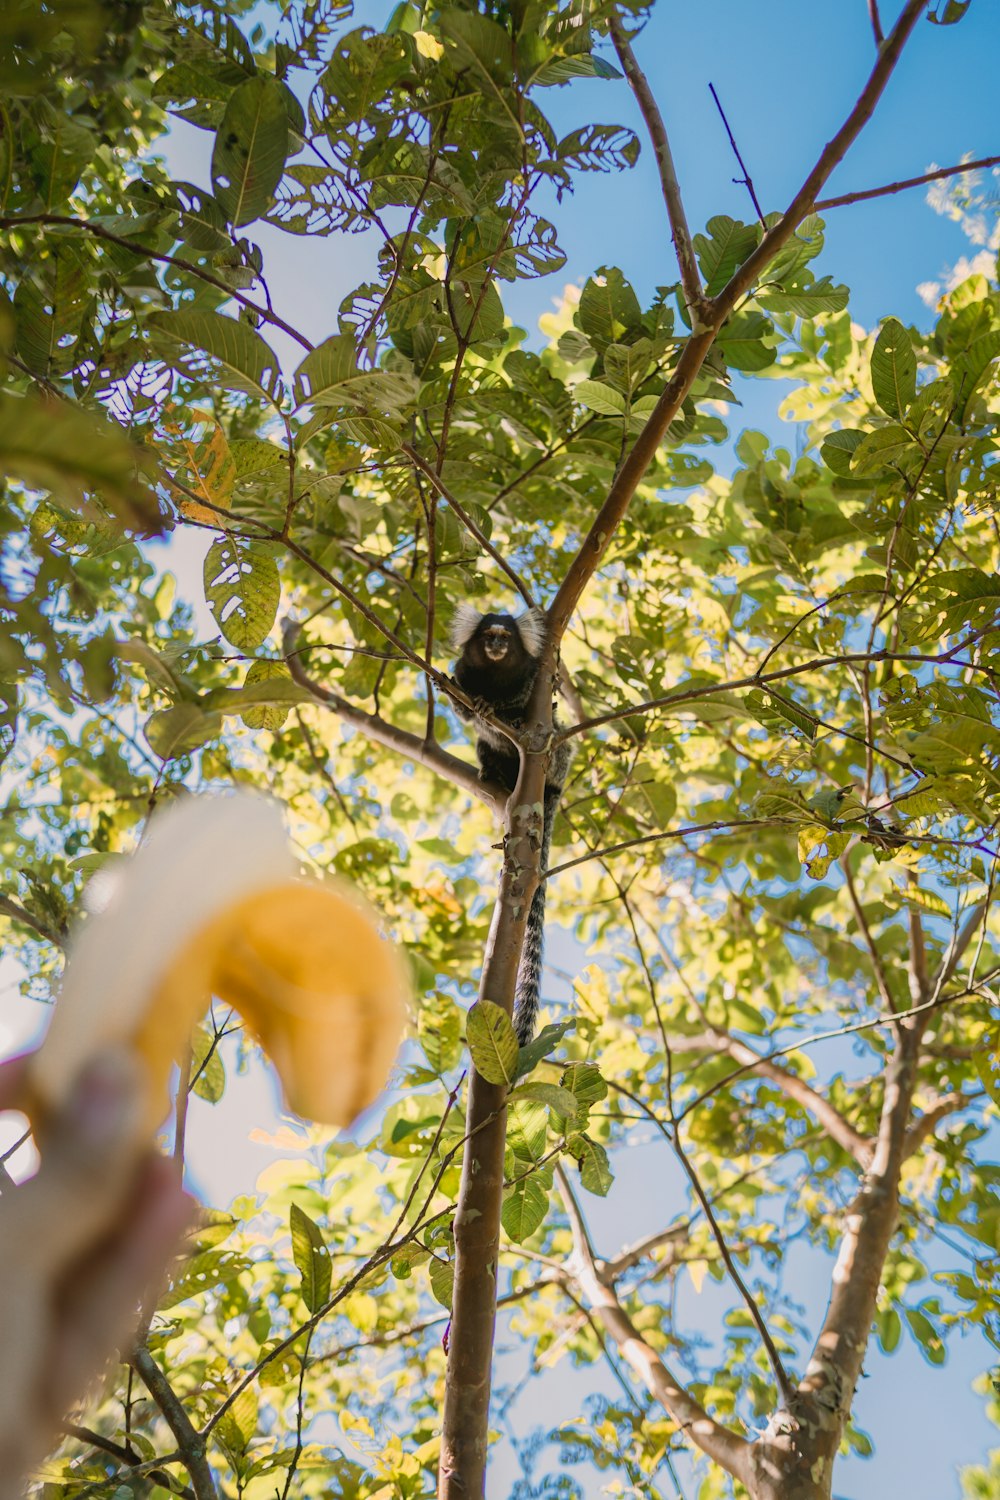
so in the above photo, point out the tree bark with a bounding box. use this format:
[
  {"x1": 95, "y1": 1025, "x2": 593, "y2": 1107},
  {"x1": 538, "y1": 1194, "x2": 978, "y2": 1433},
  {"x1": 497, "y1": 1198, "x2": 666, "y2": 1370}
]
[{"x1": 438, "y1": 742, "x2": 549, "y2": 1497}]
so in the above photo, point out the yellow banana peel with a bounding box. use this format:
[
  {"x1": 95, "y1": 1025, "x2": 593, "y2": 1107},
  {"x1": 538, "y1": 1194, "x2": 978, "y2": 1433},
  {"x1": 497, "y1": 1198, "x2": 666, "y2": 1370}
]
[{"x1": 28, "y1": 794, "x2": 409, "y2": 1137}]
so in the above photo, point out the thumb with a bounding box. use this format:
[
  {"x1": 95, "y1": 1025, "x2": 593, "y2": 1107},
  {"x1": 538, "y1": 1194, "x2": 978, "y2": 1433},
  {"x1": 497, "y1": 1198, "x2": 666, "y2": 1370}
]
[{"x1": 15, "y1": 1049, "x2": 149, "y2": 1273}]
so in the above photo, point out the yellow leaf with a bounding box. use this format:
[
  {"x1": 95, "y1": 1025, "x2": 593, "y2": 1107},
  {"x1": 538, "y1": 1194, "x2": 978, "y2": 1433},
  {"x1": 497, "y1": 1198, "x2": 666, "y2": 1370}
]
[{"x1": 414, "y1": 29, "x2": 444, "y2": 59}]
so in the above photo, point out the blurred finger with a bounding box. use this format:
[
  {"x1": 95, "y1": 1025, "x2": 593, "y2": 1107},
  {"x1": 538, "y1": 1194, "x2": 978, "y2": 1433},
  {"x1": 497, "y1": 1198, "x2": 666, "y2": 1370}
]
[
  {"x1": 0, "y1": 1055, "x2": 30, "y2": 1113},
  {"x1": 47, "y1": 1156, "x2": 194, "y2": 1416},
  {"x1": 6, "y1": 1049, "x2": 147, "y2": 1273}
]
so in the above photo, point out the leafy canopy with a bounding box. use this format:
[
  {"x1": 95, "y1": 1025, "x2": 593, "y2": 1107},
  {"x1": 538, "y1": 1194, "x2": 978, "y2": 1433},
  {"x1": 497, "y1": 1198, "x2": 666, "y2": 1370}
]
[{"x1": 0, "y1": 0, "x2": 998, "y2": 1496}]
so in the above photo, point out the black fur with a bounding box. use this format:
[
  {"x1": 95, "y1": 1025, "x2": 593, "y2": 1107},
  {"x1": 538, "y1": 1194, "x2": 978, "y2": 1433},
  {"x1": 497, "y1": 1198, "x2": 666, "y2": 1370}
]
[{"x1": 451, "y1": 608, "x2": 570, "y2": 1045}]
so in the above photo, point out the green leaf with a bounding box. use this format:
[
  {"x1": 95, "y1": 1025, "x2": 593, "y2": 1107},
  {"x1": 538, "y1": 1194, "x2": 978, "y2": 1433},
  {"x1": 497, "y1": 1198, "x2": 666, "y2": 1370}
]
[
  {"x1": 508, "y1": 1081, "x2": 580, "y2": 1119},
  {"x1": 515, "y1": 1019, "x2": 576, "y2": 1080},
  {"x1": 203, "y1": 537, "x2": 280, "y2": 650},
  {"x1": 757, "y1": 273, "x2": 849, "y2": 318},
  {"x1": 929, "y1": 0, "x2": 970, "y2": 22},
  {"x1": 150, "y1": 310, "x2": 283, "y2": 405},
  {"x1": 507, "y1": 1100, "x2": 549, "y2": 1165},
  {"x1": 501, "y1": 1176, "x2": 549, "y2": 1242},
  {"x1": 693, "y1": 216, "x2": 759, "y2": 298},
  {"x1": 578, "y1": 268, "x2": 643, "y2": 348},
  {"x1": 170, "y1": 180, "x2": 232, "y2": 252},
  {"x1": 974, "y1": 1029, "x2": 1000, "y2": 1109},
  {"x1": 717, "y1": 311, "x2": 777, "y2": 372},
  {"x1": 418, "y1": 992, "x2": 464, "y2": 1074},
  {"x1": 533, "y1": 53, "x2": 621, "y2": 85},
  {"x1": 466, "y1": 1000, "x2": 519, "y2": 1085},
  {"x1": 574, "y1": 378, "x2": 626, "y2": 415},
  {"x1": 567, "y1": 1133, "x2": 613, "y2": 1196},
  {"x1": 289, "y1": 1203, "x2": 332, "y2": 1314},
  {"x1": 555, "y1": 125, "x2": 639, "y2": 174},
  {"x1": 212, "y1": 75, "x2": 289, "y2": 227},
  {"x1": 0, "y1": 392, "x2": 160, "y2": 531},
  {"x1": 876, "y1": 1306, "x2": 902, "y2": 1354},
  {"x1": 238, "y1": 660, "x2": 294, "y2": 730},
  {"x1": 428, "y1": 1257, "x2": 454, "y2": 1310},
  {"x1": 871, "y1": 317, "x2": 917, "y2": 420},
  {"x1": 821, "y1": 428, "x2": 864, "y2": 476},
  {"x1": 903, "y1": 1306, "x2": 945, "y2": 1364},
  {"x1": 560, "y1": 1062, "x2": 607, "y2": 1117},
  {"x1": 292, "y1": 333, "x2": 358, "y2": 406},
  {"x1": 145, "y1": 703, "x2": 223, "y2": 761},
  {"x1": 767, "y1": 692, "x2": 816, "y2": 739},
  {"x1": 190, "y1": 1022, "x2": 226, "y2": 1103},
  {"x1": 850, "y1": 423, "x2": 917, "y2": 474}
]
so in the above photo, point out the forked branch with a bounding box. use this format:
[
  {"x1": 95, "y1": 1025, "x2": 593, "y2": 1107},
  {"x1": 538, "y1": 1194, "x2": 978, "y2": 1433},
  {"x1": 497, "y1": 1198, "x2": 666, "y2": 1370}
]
[{"x1": 555, "y1": 1166, "x2": 751, "y2": 1484}]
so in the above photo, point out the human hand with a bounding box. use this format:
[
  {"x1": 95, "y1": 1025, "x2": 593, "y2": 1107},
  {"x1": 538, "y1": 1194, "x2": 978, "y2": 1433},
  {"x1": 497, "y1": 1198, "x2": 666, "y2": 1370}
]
[{"x1": 0, "y1": 1050, "x2": 193, "y2": 1497}]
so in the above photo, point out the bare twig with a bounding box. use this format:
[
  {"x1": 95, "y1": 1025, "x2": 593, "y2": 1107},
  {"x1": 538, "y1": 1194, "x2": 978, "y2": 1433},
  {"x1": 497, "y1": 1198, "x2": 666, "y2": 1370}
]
[
  {"x1": 708, "y1": 82, "x2": 766, "y2": 225},
  {"x1": 815, "y1": 152, "x2": 1000, "y2": 212},
  {"x1": 608, "y1": 10, "x2": 706, "y2": 318},
  {"x1": 842, "y1": 855, "x2": 898, "y2": 1014},
  {"x1": 713, "y1": 0, "x2": 926, "y2": 313},
  {"x1": 868, "y1": 0, "x2": 885, "y2": 46},
  {"x1": 0, "y1": 215, "x2": 313, "y2": 353},
  {"x1": 402, "y1": 444, "x2": 535, "y2": 608}
]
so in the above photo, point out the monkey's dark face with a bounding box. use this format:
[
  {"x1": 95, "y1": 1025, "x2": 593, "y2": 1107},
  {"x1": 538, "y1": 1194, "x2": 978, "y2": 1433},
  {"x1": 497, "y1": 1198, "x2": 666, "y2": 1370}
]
[{"x1": 480, "y1": 621, "x2": 513, "y2": 663}]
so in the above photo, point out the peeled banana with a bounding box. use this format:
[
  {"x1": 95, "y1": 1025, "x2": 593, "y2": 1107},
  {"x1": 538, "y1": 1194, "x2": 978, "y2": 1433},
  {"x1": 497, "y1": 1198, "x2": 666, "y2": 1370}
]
[{"x1": 27, "y1": 794, "x2": 409, "y2": 1137}]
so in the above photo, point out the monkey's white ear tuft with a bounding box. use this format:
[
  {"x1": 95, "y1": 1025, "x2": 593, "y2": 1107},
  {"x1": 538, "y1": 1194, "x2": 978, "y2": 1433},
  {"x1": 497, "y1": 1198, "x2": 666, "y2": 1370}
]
[
  {"x1": 516, "y1": 607, "x2": 546, "y2": 658},
  {"x1": 449, "y1": 603, "x2": 484, "y2": 652}
]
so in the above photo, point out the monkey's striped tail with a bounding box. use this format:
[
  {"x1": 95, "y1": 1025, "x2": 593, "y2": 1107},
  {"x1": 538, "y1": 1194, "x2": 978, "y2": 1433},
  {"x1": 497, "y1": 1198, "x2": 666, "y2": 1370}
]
[{"x1": 512, "y1": 792, "x2": 556, "y2": 1046}]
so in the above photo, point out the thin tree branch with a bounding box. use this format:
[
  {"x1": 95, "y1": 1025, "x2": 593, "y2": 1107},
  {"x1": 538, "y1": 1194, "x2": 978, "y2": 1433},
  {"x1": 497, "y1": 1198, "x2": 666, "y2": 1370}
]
[
  {"x1": 402, "y1": 444, "x2": 535, "y2": 608},
  {"x1": 130, "y1": 1346, "x2": 217, "y2": 1500},
  {"x1": 934, "y1": 898, "x2": 990, "y2": 992},
  {"x1": 708, "y1": 82, "x2": 766, "y2": 225},
  {"x1": 907, "y1": 901, "x2": 928, "y2": 1006},
  {"x1": 172, "y1": 1040, "x2": 192, "y2": 1180},
  {"x1": 678, "y1": 967, "x2": 1000, "y2": 1124},
  {"x1": 667, "y1": 1030, "x2": 872, "y2": 1166},
  {"x1": 0, "y1": 215, "x2": 313, "y2": 353},
  {"x1": 282, "y1": 620, "x2": 503, "y2": 810},
  {"x1": 549, "y1": 0, "x2": 923, "y2": 646},
  {"x1": 61, "y1": 1424, "x2": 194, "y2": 1498},
  {"x1": 842, "y1": 855, "x2": 898, "y2": 1014},
  {"x1": 815, "y1": 152, "x2": 1000, "y2": 212},
  {"x1": 557, "y1": 646, "x2": 997, "y2": 743},
  {"x1": 902, "y1": 1091, "x2": 975, "y2": 1158},
  {"x1": 712, "y1": 0, "x2": 926, "y2": 312},
  {"x1": 868, "y1": 0, "x2": 885, "y2": 46},
  {"x1": 0, "y1": 892, "x2": 65, "y2": 946},
  {"x1": 548, "y1": 817, "x2": 796, "y2": 877},
  {"x1": 608, "y1": 11, "x2": 706, "y2": 319},
  {"x1": 554, "y1": 1166, "x2": 751, "y2": 1485},
  {"x1": 548, "y1": 816, "x2": 996, "y2": 881}
]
